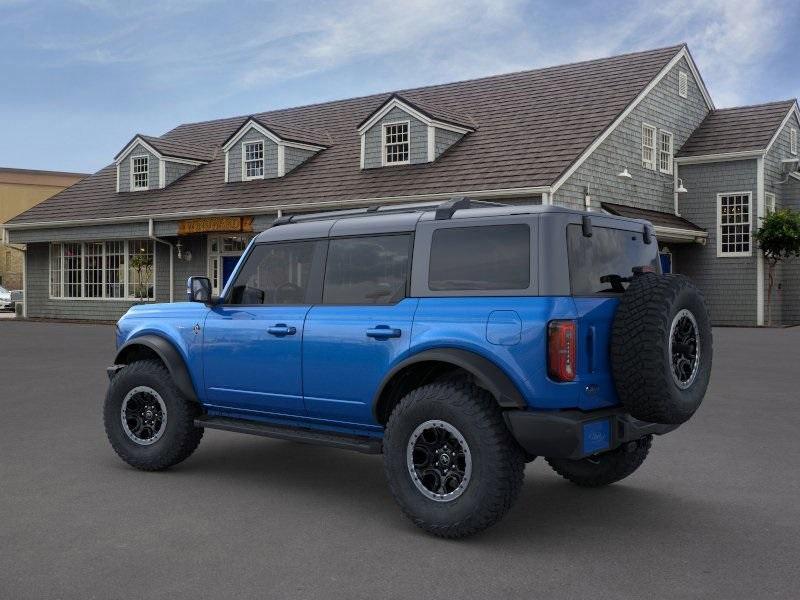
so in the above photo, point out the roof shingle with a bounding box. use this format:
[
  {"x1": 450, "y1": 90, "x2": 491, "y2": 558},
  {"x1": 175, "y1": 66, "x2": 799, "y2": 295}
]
[
  {"x1": 11, "y1": 45, "x2": 686, "y2": 225},
  {"x1": 677, "y1": 100, "x2": 797, "y2": 157}
]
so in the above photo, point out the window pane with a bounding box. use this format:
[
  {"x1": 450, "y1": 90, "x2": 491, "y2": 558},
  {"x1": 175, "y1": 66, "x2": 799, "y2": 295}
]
[
  {"x1": 229, "y1": 241, "x2": 317, "y2": 305},
  {"x1": 719, "y1": 194, "x2": 751, "y2": 255},
  {"x1": 105, "y1": 241, "x2": 126, "y2": 298},
  {"x1": 323, "y1": 235, "x2": 410, "y2": 304},
  {"x1": 128, "y1": 239, "x2": 154, "y2": 299},
  {"x1": 63, "y1": 243, "x2": 82, "y2": 298},
  {"x1": 84, "y1": 242, "x2": 103, "y2": 298},
  {"x1": 568, "y1": 225, "x2": 659, "y2": 295},
  {"x1": 429, "y1": 225, "x2": 530, "y2": 291}
]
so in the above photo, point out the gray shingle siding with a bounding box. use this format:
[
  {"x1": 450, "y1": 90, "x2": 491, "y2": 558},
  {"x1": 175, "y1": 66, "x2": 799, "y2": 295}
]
[
  {"x1": 164, "y1": 160, "x2": 195, "y2": 186},
  {"x1": 555, "y1": 58, "x2": 709, "y2": 212},
  {"x1": 765, "y1": 110, "x2": 800, "y2": 324},
  {"x1": 675, "y1": 160, "x2": 758, "y2": 326},
  {"x1": 434, "y1": 128, "x2": 463, "y2": 159},
  {"x1": 363, "y1": 107, "x2": 427, "y2": 169},
  {"x1": 226, "y1": 128, "x2": 279, "y2": 182},
  {"x1": 118, "y1": 142, "x2": 159, "y2": 192},
  {"x1": 284, "y1": 146, "x2": 317, "y2": 174}
]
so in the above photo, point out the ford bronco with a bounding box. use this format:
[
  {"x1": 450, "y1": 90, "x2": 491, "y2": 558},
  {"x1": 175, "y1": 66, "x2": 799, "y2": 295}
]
[{"x1": 104, "y1": 198, "x2": 712, "y2": 538}]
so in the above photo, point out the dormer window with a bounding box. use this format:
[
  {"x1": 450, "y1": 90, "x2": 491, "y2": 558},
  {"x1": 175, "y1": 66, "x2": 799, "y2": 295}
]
[
  {"x1": 115, "y1": 134, "x2": 211, "y2": 192},
  {"x1": 357, "y1": 94, "x2": 473, "y2": 169},
  {"x1": 243, "y1": 141, "x2": 265, "y2": 179},
  {"x1": 131, "y1": 156, "x2": 149, "y2": 190},
  {"x1": 383, "y1": 122, "x2": 410, "y2": 165}
]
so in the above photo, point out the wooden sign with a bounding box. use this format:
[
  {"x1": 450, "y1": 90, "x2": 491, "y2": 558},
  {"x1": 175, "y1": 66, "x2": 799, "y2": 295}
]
[{"x1": 177, "y1": 216, "x2": 254, "y2": 235}]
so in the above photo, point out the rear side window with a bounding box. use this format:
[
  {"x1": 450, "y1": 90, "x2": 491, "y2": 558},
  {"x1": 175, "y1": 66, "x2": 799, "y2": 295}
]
[
  {"x1": 323, "y1": 235, "x2": 411, "y2": 304},
  {"x1": 567, "y1": 225, "x2": 659, "y2": 295},
  {"x1": 428, "y1": 224, "x2": 530, "y2": 291}
]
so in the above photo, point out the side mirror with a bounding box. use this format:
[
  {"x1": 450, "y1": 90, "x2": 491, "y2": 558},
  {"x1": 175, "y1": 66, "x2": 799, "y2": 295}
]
[{"x1": 187, "y1": 276, "x2": 212, "y2": 303}]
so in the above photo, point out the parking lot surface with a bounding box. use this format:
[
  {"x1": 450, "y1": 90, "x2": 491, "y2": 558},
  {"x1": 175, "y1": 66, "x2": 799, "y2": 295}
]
[{"x1": 1, "y1": 321, "x2": 798, "y2": 599}]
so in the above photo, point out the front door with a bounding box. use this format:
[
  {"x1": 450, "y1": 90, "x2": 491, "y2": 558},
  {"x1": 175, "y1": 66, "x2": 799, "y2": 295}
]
[
  {"x1": 302, "y1": 234, "x2": 416, "y2": 427},
  {"x1": 203, "y1": 240, "x2": 324, "y2": 417}
]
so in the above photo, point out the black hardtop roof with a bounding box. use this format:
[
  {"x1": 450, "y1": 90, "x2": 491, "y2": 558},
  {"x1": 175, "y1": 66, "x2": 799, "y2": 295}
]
[{"x1": 253, "y1": 198, "x2": 652, "y2": 243}]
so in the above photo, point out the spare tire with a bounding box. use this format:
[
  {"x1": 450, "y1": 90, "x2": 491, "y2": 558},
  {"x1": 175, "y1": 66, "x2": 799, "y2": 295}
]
[{"x1": 611, "y1": 273, "x2": 712, "y2": 425}]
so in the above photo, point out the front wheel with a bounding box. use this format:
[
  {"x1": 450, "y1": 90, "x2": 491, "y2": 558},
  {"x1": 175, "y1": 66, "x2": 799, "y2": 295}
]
[
  {"x1": 383, "y1": 378, "x2": 525, "y2": 538},
  {"x1": 103, "y1": 359, "x2": 204, "y2": 471},
  {"x1": 546, "y1": 435, "x2": 652, "y2": 487}
]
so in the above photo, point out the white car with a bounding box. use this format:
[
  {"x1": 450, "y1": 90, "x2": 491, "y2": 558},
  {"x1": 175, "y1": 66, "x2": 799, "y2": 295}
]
[{"x1": 0, "y1": 285, "x2": 14, "y2": 311}]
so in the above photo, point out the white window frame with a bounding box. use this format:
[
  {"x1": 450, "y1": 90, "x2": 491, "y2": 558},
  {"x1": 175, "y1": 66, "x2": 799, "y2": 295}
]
[
  {"x1": 206, "y1": 233, "x2": 255, "y2": 293},
  {"x1": 765, "y1": 192, "x2": 776, "y2": 214},
  {"x1": 716, "y1": 192, "x2": 753, "y2": 258},
  {"x1": 130, "y1": 155, "x2": 149, "y2": 191},
  {"x1": 659, "y1": 130, "x2": 674, "y2": 174},
  {"x1": 48, "y1": 240, "x2": 156, "y2": 301},
  {"x1": 242, "y1": 140, "x2": 265, "y2": 180},
  {"x1": 790, "y1": 127, "x2": 797, "y2": 155},
  {"x1": 678, "y1": 70, "x2": 688, "y2": 99},
  {"x1": 382, "y1": 120, "x2": 411, "y2": 166},
  {"x1": 642, "y1": 123, "x2": 657, "y2": 170}
]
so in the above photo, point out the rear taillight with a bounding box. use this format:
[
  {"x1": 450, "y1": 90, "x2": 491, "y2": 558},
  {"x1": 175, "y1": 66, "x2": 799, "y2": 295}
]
[{"x1": 548, "y1": 320, "x2": 576, "y2": 382}]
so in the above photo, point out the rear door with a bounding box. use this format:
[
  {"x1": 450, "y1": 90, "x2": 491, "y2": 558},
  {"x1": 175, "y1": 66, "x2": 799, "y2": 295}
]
[{"x1": 302, "y1": 234, "x2": 417, "y2": 427}]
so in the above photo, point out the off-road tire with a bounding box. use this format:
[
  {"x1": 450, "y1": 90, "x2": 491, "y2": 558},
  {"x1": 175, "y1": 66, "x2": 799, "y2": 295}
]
[
  {"x1": 546, "y1": 435, "x2": 652, "y2": 487},
  {"x1": 104, "y1": 359, "x2": 204, "y2": 471},
  {"x1": 611, "y1": 273, "x2": 712, "y2": 425},
  {"x1": 383, "y1": 378, "x2": 525, "y2": 538}
]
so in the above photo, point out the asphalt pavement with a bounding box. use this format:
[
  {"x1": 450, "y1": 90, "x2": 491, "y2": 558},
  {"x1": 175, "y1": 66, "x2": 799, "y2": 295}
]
[{"x1": 1, "y1": 320, "x2": 798, "y2": 599}]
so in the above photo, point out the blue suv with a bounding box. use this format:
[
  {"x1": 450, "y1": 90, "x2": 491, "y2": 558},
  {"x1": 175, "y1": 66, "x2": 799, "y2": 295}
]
[{"x1": 104, "y1": 198, "x2": 712, "y2": 538}]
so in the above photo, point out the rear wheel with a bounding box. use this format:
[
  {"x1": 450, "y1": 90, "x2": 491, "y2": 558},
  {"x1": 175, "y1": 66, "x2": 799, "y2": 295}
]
[
  {"x1": 103, "y1": 359, "x2": 203, "y2": 471},
  {"x1": 383, "y1": 378, "x2": 525, "y2": 538},
  {"x1": 546, "y1": 435, "x2": 652, "y2": 487}
]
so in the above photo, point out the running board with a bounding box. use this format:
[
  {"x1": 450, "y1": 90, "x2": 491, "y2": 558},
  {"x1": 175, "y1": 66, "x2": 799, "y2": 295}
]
[{"x1": 194, "y1": 416, "x2": 383, "y2": 454}]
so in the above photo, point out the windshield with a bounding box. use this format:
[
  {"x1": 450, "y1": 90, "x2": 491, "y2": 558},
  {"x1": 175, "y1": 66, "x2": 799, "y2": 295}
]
[{"x1": 0, "y1": 285, "x2": 9, "y2": 295}]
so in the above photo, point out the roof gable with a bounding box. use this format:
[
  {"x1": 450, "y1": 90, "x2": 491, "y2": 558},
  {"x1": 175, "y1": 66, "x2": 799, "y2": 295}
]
[
  {"x1": 356, "y1": 94, "x2": 474, "y2": 134},
  {"x1": 221, "y1": 117, "x2": 329, "y2": 152},
  {"x1": 114, "y1": 134, "x2": 214, "y2": 164}
]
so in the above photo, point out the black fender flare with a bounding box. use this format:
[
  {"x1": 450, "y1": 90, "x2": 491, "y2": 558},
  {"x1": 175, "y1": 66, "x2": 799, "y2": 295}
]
[
  {"x1": 114, "y1": 334, "x2": 198, "y2": 402},
  {"x1": 372, "y1": 348, "x2": 527, "y2": 419}
]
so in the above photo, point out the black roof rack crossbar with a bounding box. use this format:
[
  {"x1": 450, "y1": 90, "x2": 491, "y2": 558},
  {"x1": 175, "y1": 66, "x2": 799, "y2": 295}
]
[
  {"x1": 271, "y1": 215, "x2": 294, "y2": 227},
  {"x1": 435, "y1": 196, "x2": 472, "y2": 220}
]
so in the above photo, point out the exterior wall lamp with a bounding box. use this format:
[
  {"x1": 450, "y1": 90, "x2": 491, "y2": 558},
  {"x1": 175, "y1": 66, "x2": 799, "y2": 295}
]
[
  {"x1": 175, "y1": 240, "x2": 193, "y2": 262},
  {"x1": 675, "y1": 178, "x2": 688, "y2": 193},
  {"x1": 617, "y1": 167, "x2": 632, "y2": 179}
]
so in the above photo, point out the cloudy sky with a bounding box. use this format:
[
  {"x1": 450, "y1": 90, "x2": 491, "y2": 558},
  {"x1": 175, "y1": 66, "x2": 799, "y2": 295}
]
[{"x1": 1, "y1": 0, "x2": 798, "y2": 172}]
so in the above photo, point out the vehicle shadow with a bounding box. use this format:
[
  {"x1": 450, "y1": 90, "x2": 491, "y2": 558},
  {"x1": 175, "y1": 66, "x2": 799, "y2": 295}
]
[{"x1": 152, "y1": 434, "x2": 747, "y2": 548}]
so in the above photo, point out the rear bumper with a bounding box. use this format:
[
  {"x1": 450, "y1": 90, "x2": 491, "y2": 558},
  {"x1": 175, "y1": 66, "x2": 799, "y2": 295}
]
[{"x1": 504, "y1": 407, "x2": 678, "y2": 460}]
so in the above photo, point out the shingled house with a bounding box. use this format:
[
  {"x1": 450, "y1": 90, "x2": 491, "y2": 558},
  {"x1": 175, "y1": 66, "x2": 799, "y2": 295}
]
[{"x1": 3, "y1": 44, "x2": 799, "y2": 325}]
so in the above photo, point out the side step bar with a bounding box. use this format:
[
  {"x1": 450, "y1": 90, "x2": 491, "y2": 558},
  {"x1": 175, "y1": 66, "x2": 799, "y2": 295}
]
[{"x1": 195, "y1": 416, "x2": 383, "y2": 454}]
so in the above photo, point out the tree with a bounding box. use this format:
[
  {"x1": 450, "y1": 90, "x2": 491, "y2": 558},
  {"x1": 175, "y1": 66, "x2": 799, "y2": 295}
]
[
  {"x1": 129, "y1": 251, "x2": 153, "y2": 302},
  {"x1": 754, "y1": 208, "x2": 800, "y2": 326}
]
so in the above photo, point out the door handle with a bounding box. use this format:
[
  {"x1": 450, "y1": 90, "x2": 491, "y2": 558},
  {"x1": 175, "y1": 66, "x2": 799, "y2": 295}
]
[
  {"x1": 267, "y1": 324, "x2": 297, "y2": 336},
  {"x1": 366, "y1": 325, "x2": 402, "y2": 339}
]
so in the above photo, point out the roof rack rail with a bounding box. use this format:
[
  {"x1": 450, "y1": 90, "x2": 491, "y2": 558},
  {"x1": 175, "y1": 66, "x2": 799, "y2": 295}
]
[{"x1": 267, "y1": 197, "x2": 507, "y2": 228}]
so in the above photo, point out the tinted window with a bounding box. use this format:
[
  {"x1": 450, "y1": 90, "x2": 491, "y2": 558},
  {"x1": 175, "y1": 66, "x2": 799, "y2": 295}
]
[
  {"x1": 228, "y1": 241, "x2": 317, "y2": 305},
  {"x1": 567, "y1": 225, "x2": 660, "y2": 295},
  {"x1": 323, "y1": 235, "x2": 410, "y2": 304},
  {"x1": 429, "y1": 225, "x2": 530, "y2": 291}
]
